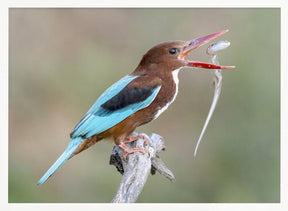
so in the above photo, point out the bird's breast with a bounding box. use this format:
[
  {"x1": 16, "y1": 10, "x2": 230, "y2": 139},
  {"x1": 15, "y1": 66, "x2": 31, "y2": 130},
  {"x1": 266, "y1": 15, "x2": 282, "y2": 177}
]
[{"x1": 152, "y1": 68, "x2": 180, "y2": 120}]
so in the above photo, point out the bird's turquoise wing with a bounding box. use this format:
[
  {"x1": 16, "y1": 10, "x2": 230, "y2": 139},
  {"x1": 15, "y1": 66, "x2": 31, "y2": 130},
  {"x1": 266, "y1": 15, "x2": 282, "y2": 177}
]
[
  {"x1": 87, "y1": 75, "x2": 138, "y2": 114},
  {"x1": 70, "y1": 75, "x2": 161, "y2": 139}
]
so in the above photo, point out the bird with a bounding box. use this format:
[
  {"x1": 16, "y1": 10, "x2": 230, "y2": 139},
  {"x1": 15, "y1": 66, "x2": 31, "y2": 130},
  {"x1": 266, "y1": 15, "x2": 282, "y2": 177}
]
[{"x1": 37, "y1": 30, "x2": 234, "y2": 185}]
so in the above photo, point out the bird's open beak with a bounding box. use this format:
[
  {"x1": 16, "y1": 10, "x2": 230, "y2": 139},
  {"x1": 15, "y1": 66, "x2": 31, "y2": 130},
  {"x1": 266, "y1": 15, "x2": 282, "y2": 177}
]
[{"x1": 179, "y1": 30, "x2": 235, "y2": 69}]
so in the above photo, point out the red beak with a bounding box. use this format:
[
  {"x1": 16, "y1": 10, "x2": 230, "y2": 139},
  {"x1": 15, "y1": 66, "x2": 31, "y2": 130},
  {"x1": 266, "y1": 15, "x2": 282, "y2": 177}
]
[{"x1": 179, "y1": 30, "x2": 235, "y2": 69}]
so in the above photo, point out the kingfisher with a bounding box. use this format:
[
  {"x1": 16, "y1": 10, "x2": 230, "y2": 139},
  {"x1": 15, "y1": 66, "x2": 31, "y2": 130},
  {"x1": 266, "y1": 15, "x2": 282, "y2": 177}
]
[{"x1": 38, "y1": 30, "x2": 234, "y2": 185}]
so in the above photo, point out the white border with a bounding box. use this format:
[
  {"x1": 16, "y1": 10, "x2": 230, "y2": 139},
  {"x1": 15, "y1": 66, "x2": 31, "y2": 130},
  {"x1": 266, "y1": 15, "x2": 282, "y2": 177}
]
[
  {"x1": 1, "y1": 0, "x2": 287, "y2": 211},
  {"x1": 4, "y1": 0, "x2": 286, "y2": 8}
]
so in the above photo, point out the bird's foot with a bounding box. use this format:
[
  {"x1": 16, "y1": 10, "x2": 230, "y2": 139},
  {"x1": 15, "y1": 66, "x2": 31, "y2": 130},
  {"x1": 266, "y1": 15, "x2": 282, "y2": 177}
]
[
  {"x1": 119, "y1": 135, "x2": 149, "y2": 160},
  {"x1": 122, "y1": 135, "x2": 149, "y2": 145},
  {"x1": 121, "y1": 146, "x2": 149, "y2": 160}
]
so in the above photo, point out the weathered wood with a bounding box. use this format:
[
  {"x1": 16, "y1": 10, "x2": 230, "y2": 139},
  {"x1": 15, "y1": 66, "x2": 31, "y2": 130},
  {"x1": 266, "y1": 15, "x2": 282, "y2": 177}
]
[{"x1": 109, "y1": 133, "x2": 175, "y2": 203}]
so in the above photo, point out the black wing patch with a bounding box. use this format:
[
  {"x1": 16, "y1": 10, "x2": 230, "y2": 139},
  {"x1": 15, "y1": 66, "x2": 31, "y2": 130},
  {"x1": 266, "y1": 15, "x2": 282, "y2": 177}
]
[{"x1": 101, "y1": 86, "x2": 157, "y2": 111}]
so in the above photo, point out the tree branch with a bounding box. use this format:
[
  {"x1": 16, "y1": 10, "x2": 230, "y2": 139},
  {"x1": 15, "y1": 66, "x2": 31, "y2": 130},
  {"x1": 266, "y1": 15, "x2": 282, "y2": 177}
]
[{"x1": 109, "y1": 133, "x2": 175, "y2": 203}]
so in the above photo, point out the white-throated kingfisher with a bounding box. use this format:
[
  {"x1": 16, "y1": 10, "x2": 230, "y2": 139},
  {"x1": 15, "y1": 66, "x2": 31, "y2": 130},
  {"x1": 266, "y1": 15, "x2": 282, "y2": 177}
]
[{"x1": 38, "y1": 30, "x2": 234, "y2": 185}]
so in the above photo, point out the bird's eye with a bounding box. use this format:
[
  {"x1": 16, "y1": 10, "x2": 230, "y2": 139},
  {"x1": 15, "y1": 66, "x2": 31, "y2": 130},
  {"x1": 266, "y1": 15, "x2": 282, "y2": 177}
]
[{"x1": 169, "y1": 48, "x2": 178, "y2": 55}]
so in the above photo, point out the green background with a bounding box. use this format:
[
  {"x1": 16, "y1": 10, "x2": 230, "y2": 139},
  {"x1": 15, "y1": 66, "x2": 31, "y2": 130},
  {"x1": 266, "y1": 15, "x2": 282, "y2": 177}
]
[{"x1": 9, "y1": 8, "x2": 280, "y2": 203}]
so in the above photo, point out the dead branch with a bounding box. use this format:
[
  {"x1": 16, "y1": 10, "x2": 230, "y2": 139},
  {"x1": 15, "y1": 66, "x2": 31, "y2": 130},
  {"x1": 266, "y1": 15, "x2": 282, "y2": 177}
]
[{"x1": 109, "y1": 133, "x2": 175, "y2": 203}]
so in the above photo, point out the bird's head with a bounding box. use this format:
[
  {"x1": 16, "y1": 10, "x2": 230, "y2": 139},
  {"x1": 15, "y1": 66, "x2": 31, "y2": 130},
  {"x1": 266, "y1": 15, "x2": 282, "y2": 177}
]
[{"x1": 137, "y1": 30, "x2": 234, "y2": 73}]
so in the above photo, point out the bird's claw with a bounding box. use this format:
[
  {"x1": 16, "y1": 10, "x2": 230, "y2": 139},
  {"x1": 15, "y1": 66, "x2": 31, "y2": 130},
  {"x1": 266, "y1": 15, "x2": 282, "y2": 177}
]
[
  {"x1": 122, "y1": 135, "x2": 149, "y2": 145},
  {"x1": 122, "y1": 147, "x2": 149, "y2": 160},
  {"x1": 119, "y1": 135, "x2": 150, "y2": 160}
]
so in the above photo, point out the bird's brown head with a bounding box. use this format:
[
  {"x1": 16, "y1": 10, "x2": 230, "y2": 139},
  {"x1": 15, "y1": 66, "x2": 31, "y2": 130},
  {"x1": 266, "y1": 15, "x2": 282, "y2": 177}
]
[
  {"x1": 138, "y1": 41, "x2": 188, "y2": 70},
  {"x1": 136, "y1": 30, "x2": 234, "y2": 74}
]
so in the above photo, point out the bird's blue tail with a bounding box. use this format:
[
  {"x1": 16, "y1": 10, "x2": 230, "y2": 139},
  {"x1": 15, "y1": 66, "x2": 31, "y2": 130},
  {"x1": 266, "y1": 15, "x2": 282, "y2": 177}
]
[{"x1": 37, "y1": 137, "x2": 83, "y2": 185}]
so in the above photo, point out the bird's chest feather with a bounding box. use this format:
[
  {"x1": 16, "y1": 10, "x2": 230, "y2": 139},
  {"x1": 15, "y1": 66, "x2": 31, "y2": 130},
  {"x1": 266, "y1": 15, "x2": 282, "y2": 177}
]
[{"x1": 152, "y1": 68, "x2": 180, "y2": 120}]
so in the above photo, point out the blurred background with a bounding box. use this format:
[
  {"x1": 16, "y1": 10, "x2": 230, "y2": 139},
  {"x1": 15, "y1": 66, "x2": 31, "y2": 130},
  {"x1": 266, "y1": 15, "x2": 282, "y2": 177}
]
[{"x1": 9, "y1": 8, "x2": 280, "y2": 203}]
